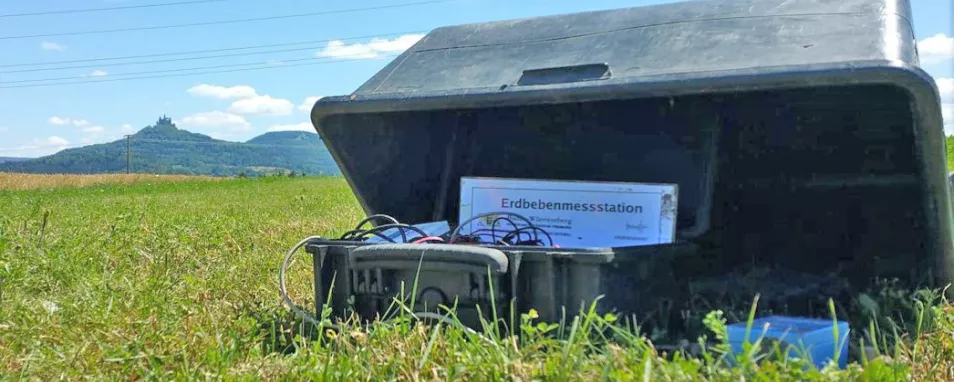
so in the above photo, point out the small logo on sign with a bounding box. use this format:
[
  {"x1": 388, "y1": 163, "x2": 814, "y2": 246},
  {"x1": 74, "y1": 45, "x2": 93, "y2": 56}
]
[{"x1": 626, "y1": 222, "x2": 647, "y2": 232}]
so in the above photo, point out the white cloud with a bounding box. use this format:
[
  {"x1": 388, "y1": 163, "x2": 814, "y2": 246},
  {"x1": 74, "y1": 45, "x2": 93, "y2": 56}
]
[
  {"x1": 48, "y1": 117, "x2": 90, "y2": 127},
  {"x1": 186, "y1": 84, "x2": 294, "y2": 116},
  {"x1": 937, "y1": 77, "x2": 953, "y2": 135},
  {"x1": 0, "y1": 136, "x2": 71, "y2": 157},
  {"x1": 228, "y1": 95, "x2": 294, "y2": 116},
  {"x1": 919, "y1": 34, "x2": 954, "y2": 65},
  {"x1": 82, "y1": 126, "x2": 105, "y2": 134},
  {"x1": 45, "y1": 136, "x2": 69, "y2": 147},
  {"x1": 206, "y1": 132, "x2": 239, "y2": 140},
  {"x1": 121, "y1": 124, "x2": 135, "y2": 133},
  {"x1": 40, "y1": 41, "x2": 65, "y2": 51},
  {"x1": 318, "y1": 41, "x2": 378, "y2": 59},
  {"x1": 317, "y1": 34, "x2": 424, "y2": 59},
  {"x1": 187, "y1": 84, "x2": 257, "y2": 99},
  {"x1": 369, "y1": 34, "x2": 426, "y2": 52},
  {"x1": 179, "y1": 111, "x2": 251, "y2": 131},
  {"x1": 937, "y1": 77, "x2": 953, "y2": 98},
  {"x1": 298, "y1": 96, "x2": 323, "y2": 112},
  {"x1": 266, "y1": 122, "x2": 314, "y2": 132},
  {"x1": 48, "y1": 116, "x2": 70, "y2": 125},
  {"x1": 89, "y1": 70, "x2": 108, "y2": 77}
]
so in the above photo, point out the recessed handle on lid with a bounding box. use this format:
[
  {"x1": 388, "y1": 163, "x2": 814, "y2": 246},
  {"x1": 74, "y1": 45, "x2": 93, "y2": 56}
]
[{"x1": 517, "y1": 63, "x2": 611, "y2": 86}]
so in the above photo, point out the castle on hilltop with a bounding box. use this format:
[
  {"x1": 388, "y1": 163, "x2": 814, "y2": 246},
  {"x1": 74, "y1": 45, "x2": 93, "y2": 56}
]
[{"x1": 156, "y1": 115, "x2": 174, "y2": 126}]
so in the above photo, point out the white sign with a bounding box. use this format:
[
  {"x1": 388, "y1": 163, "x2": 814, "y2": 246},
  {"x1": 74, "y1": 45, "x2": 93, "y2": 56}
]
[{"x1": 458, "y1": 177, "x2": 678, "y2": 248}]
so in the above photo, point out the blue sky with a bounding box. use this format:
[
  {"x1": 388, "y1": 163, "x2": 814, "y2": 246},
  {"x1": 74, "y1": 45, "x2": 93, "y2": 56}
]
[{"x1": 0, "y1": 0, "x2": 951, "y2": 157}]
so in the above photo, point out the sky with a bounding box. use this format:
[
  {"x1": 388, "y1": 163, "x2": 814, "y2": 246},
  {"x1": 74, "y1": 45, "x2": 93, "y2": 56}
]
[{"x1": 0, "y1": 0, "x2": 951, "y2": 157}]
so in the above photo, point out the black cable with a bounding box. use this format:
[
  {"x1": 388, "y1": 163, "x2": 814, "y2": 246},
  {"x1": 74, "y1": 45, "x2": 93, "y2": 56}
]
[
  {"x1": 497, "y1": 216, "x2": 540, "y2": 243},
  {"x1": 339, "y1": 229, "x2": 369, "y2": 240},
  {"x1": 450, "y1": 212, "x2": 535, "y2": 243},
  {"x1": 353, "y1": 214, "x2": 401, "y2": 231},
  {"x1": 349, "y1": 214, "x2": 405, "y2": 243},
  {"x1": 358, "y1": 224, "x2": 429, "y2": 243},
  {"x1": 415, "y1": 286, "x2": 450, "y2": 307},
  {"x1": 490, "y1": 217, "x2": 521, "y2": 244},
  {"x1": 466, "y1": 228, "x2": 519, "y2": 244},
  {"x1": 339, "y1": 231, "x2": 397, "y2": 243},
  {"x1": 469, "y1": 231, "x2": 506, "y2": 244},
  {"x1": 340, "y1": 223, "x2": 429, "y2": 243},
  {"x1": 0, "y1": 0, "x2": 455, "y2": 40},
  {"x1": 502, "y1": 227, "x2": 554, "y2": 247},
  {"x1": 0, "y1": 0, "x2": 227, "y2": 18},
  {"x1": 364, "y1": 226, "x2": 405, "y2": 243}
]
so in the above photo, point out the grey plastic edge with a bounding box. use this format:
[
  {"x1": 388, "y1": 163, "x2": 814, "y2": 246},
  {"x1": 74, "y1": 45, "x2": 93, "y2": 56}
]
[
  {"x1": 311, "y1": 61, "x2": 943, "y2": 117},
  {"x1": 351, "y1": 243, "x2": 509, "y2": 273}
]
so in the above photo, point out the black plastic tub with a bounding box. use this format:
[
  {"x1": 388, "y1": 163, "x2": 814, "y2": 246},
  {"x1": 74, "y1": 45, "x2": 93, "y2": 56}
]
[
  {"x1": 304, "y1": 0, "x2": 954, "y2": 328},
  {"x1": 306, "y1": 240, "x2": 695, "y2": 329}
]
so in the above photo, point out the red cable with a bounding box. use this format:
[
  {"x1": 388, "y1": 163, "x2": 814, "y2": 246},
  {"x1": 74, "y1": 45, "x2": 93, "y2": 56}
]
[{"x1": 413, "y1": 236, "x2": 445, "y2": 244}]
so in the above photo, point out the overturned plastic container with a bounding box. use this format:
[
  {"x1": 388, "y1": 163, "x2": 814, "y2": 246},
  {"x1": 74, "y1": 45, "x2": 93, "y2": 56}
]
[
  {"x1": 308, "y1": 0, "x2": 954, "y2": 327},
  {"x1": 727, "y1": 316, "x2": 850, "y2": 369}
]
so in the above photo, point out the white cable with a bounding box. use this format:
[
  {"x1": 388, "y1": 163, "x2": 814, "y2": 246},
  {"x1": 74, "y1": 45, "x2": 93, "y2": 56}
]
[{"x1": 279, "y1": 235, "x2": 333, "y2": 328}]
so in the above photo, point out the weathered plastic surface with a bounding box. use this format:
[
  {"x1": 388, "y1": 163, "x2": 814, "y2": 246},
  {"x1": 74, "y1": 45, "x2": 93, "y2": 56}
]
[{"x1": 310, "y1": 0, "x2": 953, "y2": 296}]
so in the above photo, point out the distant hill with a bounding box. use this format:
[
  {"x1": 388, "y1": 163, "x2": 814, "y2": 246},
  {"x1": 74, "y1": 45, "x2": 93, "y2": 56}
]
[
  {"x1": 0, "y1": 157, "x2": 31, "y2": 164},
  {"x1": 247, "y1": 131, "x2": 322, "y2": 146},
  {"x1": 0, "y1": 117, "x2": 341, "y2": 177}
]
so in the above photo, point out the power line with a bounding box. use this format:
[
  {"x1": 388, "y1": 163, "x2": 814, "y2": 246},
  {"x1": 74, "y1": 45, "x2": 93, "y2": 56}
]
[
  {"x1": 0, "y1": 54, "x2": 399, "y2": 88},
  {"x1": 3, "y1": 45, "x2": 321, "y2": 75},
  {"x1": 0, "y1": 30, "x2": 426, "y2": 70},
  {"x1": 0, "y1": 53, "x2": 376, "y2": 84},
  {"x1": 0, "y1": 0, "x2": 227, "y2": 18},
  {"x1": 0, "y1": 0, "x2": 454, "y2": 40}
]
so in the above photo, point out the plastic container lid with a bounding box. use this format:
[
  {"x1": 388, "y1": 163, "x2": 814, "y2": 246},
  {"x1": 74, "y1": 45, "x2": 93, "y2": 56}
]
[{"x1": 727, "y1": 315, "x2": 850, "y2": 369}]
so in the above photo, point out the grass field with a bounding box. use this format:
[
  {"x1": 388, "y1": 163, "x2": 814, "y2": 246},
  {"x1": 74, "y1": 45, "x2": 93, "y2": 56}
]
[
  {"x1": 0, "y1": 176, "x2": 951, "y2": 380},
  {"x1": 0, "y1": 172, "x2": 220, "y2": 191}
]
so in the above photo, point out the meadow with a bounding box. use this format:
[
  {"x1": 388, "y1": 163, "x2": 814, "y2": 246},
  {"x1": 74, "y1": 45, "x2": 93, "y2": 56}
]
[
  {"x1": 0, "y1": 172, "x2": 220, "y2": 191},
  {"x1": 0, "y1": 175, "x2": 951, "y2": 380}
]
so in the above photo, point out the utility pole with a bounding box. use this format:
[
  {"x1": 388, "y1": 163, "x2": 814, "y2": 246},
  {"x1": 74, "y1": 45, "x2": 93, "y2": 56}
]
[{"x1": 124, "y1": 135, "x2": 131, "y2": 174}]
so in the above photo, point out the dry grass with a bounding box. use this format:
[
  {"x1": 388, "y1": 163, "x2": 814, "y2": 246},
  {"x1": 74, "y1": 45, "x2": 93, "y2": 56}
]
[{"x1": 0, "y1": 172, "x2": 222, "y2": 191}]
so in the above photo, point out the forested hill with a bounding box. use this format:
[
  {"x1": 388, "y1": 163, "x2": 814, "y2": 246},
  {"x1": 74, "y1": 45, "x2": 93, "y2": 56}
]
[
  {"x1": 0, "y1": 157, "x2": 30, "y2": 164},
  {"x1": 0, "y1": 120, "x2": 341, "y2": 177}
]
